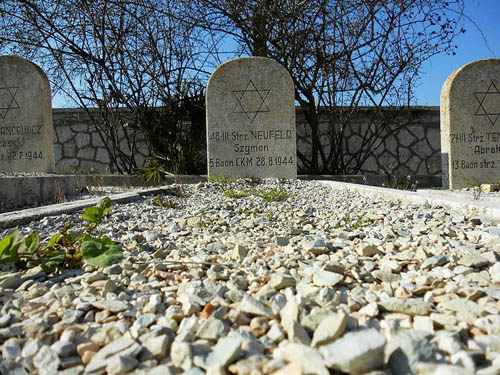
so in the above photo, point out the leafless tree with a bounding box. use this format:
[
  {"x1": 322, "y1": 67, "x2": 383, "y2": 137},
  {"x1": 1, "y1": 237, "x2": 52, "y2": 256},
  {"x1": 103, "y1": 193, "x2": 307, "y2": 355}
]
[
  {"x1": 189, "y1": 0, "x2": 466, "y2": 173},
  {"x1": 0, "y1": 0, "x2": 215, "y2": 173},
  {"x1": 1, "y1": 0, "x2": 466, "y2": 174}
]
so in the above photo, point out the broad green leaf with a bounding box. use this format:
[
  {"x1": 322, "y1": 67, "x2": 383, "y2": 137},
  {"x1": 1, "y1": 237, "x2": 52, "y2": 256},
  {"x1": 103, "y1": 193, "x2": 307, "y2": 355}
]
[
  {"x1": 0, "y1": 233, "x2": 12, "y2": 256},
  {"x1": 46, "y1": 233, "x2": 62, "y2": 248},
  {"x1": 0, "y1": 228, "x2": 19, "y2": 254},
  {"x1": 83, "y1": 206, "x2": 102, "y2": 216},
  {"x1": 19, "y1": 232, "x2": 40, "y2": 254},
  {"x1": 41, "y1": 253, "x2": 66, "y2": 273},
  {"x1": 0, "y1": 229, "x2": 20, "y2": 264},
  {"x1": 98, "y1": 197, "x2": 113, "y2": 215},
  {"x1": 0, "y1": 245, "x2": 18, "y2": 264},
  {"x1": 64, "y1": 232, "x2": 76, "y2": 246},
  {"x1": 81, "y1": 213, "x2": 98, "y2": 223},
  {"x1": 0, "y1": 251, "x2": 18, "y2": 264},
  {"x1": 81, "y1": 238, "x2": 122, "y2": 267},
  {"x1": 80, "y1": 238, "x2": 103, "y2": 257},
  {"x1": 82, "y1": 206, "x2": 102, "y2": 224}
]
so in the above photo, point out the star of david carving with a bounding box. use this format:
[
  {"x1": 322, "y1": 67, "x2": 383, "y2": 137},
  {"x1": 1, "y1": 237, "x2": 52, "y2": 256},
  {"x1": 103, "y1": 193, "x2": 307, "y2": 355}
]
[
  {"x1": 474, "y1": 81, "x2": 500, "y2": 125},
  {"x1": 0, "y1": 78, "x2": 20, "y2": 119},
  {"x1": 232, "y1": 80, "x2": 270, "y2": 123}
]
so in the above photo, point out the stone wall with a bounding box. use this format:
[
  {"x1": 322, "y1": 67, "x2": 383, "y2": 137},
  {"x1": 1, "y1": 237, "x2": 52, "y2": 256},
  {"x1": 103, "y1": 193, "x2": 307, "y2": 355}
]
[
  {"x1": 52, "y1": 106, "x2": 441, "y2": 175},
  {"x1": 296, "y1": 106, "x2": 441, "y2": 175},
  {"x1": 53, "y1": 109, "x2": 149, "y2": 173}
]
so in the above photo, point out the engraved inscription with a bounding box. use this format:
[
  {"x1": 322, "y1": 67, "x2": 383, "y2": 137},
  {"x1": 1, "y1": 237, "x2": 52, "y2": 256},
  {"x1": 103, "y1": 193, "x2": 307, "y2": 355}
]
[
  {"x1": 449, "y1": 128, "x2": 499, "y2": 171},
  {"x1": 0, "y1": 78, "x2": 21, "y2": 119},
  {"x1": 474, "y1": 81, "x2": 500, "y2": 125},
  {"x1": 232, "y1": 80, "x2": 270, "y2": 123}
]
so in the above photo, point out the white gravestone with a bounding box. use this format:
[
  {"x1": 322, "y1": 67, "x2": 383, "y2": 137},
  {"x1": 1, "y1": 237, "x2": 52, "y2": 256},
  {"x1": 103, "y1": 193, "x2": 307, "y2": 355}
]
[
  {"x1": 441, "y1": 59, "x2": 500, "y2": 189},
  {"x1": 0, "y1": 55, "x2": 55, "y2": 173},
  {"x1": 206, "y1": 57, "x2": 297, "y2": 178}
]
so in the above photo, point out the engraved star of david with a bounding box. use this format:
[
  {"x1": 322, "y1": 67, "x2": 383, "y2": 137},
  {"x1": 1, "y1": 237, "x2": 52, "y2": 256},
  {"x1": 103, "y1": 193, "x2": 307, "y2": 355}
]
[
  {"x1": 474, "y1": 81, "x2": 500, "y2": 125},
  {"x1": 232, "y1": 80, "x2": 270, "y2": 123},
  {"x1": 0, "y1": 78, "x2": 20, "y2": 119}
]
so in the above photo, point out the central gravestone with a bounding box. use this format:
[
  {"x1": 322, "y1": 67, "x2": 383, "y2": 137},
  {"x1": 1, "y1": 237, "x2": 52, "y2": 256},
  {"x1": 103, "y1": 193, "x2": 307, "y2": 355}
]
[
  {"x1": 0, "y1": 55, "x2": 55, "y2": 173},
  {"x1": 441, "y1": 59, "x2": 500, "y2": 189},
  {"x1": 206, "y1": 57, "x2": 297, "y2": 178}
]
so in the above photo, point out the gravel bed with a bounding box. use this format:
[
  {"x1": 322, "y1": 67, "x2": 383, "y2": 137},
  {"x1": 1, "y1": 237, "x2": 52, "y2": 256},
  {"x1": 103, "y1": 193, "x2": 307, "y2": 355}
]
[{"x1": 0, "y1": 178, "x2": 500, "y2": 375}]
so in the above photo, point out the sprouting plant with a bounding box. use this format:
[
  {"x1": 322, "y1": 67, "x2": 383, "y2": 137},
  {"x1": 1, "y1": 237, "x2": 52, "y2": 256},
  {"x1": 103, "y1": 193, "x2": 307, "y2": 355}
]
[
  {"x1": 247, "y1": 176, "x2": 262, "y2": 186},
  {"x1": 259, "y1": 188, "x2": 289, "y2": 202},
  {"x1": 238, "y1": 208, "x2": 250, "y2": 215},
  {"x1": 382, "y1": 175, "x2": 418, "y2": 191},
  {"x1": 55, "y1": 183, "x2": 67, "y2": 204},
  {"x1": 224, "y1": 188, "x2": 290, "y2": 202},
  {"x1": 208, "y1": 174, "x2": 237, "y2": 184},
  {"x1": 134, "y1": 155, "x2": 174, "y2": 185},
  {"x1": 90, "y1": 175, "x2": 105, "y2": 190},
  {"x1": 0, "y1": 197, "x2": 122, "y2": 273},
  {"x1": 163, "y1": 185, "x2": 187, "y2": 198},
  {"x1": 392, "y1": 175, "x2": 398, "y2": 188},
  {"x1": 224, "y1": 189, "x2": 252, "y2": 199},
  {"x1": 472, "y1": 186, "x2": 481, "y2": 200},
  {"x1": 151, "y1": 196, "x2": 177, "y2": 208}
]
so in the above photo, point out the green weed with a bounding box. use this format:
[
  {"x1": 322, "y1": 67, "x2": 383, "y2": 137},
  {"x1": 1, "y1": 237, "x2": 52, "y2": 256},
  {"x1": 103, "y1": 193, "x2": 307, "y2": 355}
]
[
  {"x1": 259, "y1": 188, "x2": 289, "y2": 202},
  {"x1": 224, "y1": 189, "x2": 252, "y2": 199},
  {"x1": 151, "y1": 196, "x2": 177, "y2": 208},
  {"x1": 238, "y1": 208, "x2": 251, "y2": 215},
  {"x1": 381, "y1": 175, "x2": 419, "y2": 191},
  {"x1": 163, "y1": 185, "x2": 187, "y2": 198},
  {"x1": 0, "y1": 197, "x2": 122, "y2": 274},
  {"x1": 208, "y1": 174, "x2": 237, "y2": 184},
  {"x1": 224, "y1": 187, "x2": 289, "y2": 202}
]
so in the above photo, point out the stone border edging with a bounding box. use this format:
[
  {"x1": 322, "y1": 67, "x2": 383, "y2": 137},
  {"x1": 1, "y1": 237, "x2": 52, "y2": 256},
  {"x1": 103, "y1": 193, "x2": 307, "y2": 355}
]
[
  {"x1": 320, "y1": 180, "x2": 500, "y2": 219},
  {"x1": 0, "y1": 187, "x2": 175, "y2": 229},
  {"x1": 3, "y1": 178, "x2": 498, "y2": 230}
]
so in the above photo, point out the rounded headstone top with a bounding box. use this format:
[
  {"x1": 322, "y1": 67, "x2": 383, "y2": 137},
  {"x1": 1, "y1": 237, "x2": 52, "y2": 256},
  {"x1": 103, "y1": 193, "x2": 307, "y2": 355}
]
[
  {"x1": 0, "y1": 54, "x2": 55, "y2": 173},
  {"x1": 441, "y1": 58, "x2": 500, "y2": 100},
  {"x1": 0, "y1": 55, "x2": 50, "y2": 83},
  {"x1": 208, "y1": 57, "x2": 293, "y2": 87}
]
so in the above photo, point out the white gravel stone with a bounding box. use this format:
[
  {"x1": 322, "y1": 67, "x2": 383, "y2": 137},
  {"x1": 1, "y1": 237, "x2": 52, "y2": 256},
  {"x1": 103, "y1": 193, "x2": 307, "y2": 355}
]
[
  {"x1": 238, "y1": 294, "x2": 273, "y2": 318},
  {"x1": 319, "y1": 328, "x2": 386, "y2": 374},
  {"x1": 311, "y1": 312, "x2": 347, "y2": 347},
  {"x1": 171, "y1": 341, "x2": 193, "y2": 370},
  {"x1": 312, "y1": 269, "x2": 343, "y2": 287},
  {"x1": 1, "y1": 178, "x2": 500, "y2": 374},
  {"x1": 489, "y1": 263, "x2": 500, "y2": 282},
  {"x1": 90, "y1": 299, "x2": 128, "y2": 312},
  {"x1": 270, "y1": 273, "x2": 296, "y2": 290},
  {"x1": 50, "y1": 341, "x2": 76, "y2": 357},
  {"x1": 142, "y1": 334, "x2": 170, "y2": 359},
  {"x1": 303, "y1": 238, "x2": 329, "y2": 255},
  {"x1": 206, "y1": 336, "x2": 242, "y2": 367},
  {"x1": 196, "y1": 318, "x2": 228, "y2": 340},
  {"x1": 21, "y1": 339, "x2": 44, "y2": 358},
  {"x1": 106, "y1": 354, "x2": 138, "y2": 375},
  {"x1": 85, "y1": 335, "x2": 136, "y2": 373},
  {"x1": 283, "y1": 343, "x2": 329, "y2": 375},
  {"x1": 34, "y1": 346, "x2": 61, "y2": 375}
]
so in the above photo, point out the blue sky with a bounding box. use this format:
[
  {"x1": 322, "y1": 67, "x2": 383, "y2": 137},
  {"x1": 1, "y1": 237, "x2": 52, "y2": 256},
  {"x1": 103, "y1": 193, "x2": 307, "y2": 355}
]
[{"x1": 414, "y1": 0, "x2": 500, "y2": 105}]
